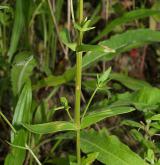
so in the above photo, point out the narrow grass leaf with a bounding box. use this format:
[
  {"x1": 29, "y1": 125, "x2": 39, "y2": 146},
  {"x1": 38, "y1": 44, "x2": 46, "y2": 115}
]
[{"x1": 8, "y1": 0, "x2": 25, "y2": 61}]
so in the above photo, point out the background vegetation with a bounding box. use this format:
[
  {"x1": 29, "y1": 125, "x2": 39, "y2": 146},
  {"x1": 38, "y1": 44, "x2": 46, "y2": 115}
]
[{"x1": 1, "y1": 0, "x2": 160, "y2": 164}]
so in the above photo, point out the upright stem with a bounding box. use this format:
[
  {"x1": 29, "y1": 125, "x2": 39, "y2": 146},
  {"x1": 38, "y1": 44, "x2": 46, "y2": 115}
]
[{"x1": 74, "y1": 0, "x2": 83, "y2": 164}]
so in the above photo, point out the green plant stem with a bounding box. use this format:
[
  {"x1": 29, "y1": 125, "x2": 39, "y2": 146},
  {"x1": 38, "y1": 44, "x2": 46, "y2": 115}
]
[
  {"x1": 74, "y1": 0, "x2": 83, "y2": 164},
  {"x1": 0, "y1": 111, "x2": 16, "y2": 133},
  {"x1": 75, "y1": 46, "x2": 83, "y2": 165},
  {"x1": 66, "y1": 108, "x2": 74, "y2": 122},
  {"x1": 7, "y1": 142, "x2": 42, "y2": 165},
  {"x1": 81, "y1": 87, "x2": 99, "y2": 121},
  {"x1": 25, "y1": 144, "x2": 42, "y2": 165},
  {"x1": 54, "y1": 106, "x2": 64, "y2": 111}
]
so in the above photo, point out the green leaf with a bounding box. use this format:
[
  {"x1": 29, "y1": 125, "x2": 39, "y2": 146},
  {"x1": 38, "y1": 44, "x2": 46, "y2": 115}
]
[
  {"x1": 150, "y1": 114, "x2": 160, "y2": 121},
  {"x1": 23, "y1": 121, "x2": 76, "y2": 134},
  {"x1": 0, "y1": 5, "x2": 13, "y2": 26},
  {"x1": 97, "y1": 67, "x2": 111, "y2": 87},
  {"x1": 92, "y1": 9, "x2": 160, "y2": 43},
  {"x1": 121, "y1": 120, "x2": 143, "y2": 129},
  {"x1": 74, "y1": 19, "x2": 95, "y2": 32},
  {"x1": 132, "y1": 87, "x2": 160, "y2": 111},
  {"x1": 5, "y1": 80, "x2": 32, "y2": 165},
  {"x1": 110, "y1": 73, "x2": 151, "y2": 91},
  {"x1": 81, "y1": 152, "x2": 99, "y2": 165},
  {"x1": 11, "y1": 52, "x2": 36, "y2": 95},
  {"x1": 145, "y1": 149, "x2": 155, "y2": 164},
  {"x1": 59, "y1": 29, "x2": 77, "y2": 51},
  {"x1": 5, "y1": 130, "x2": 28, "y2": 165},
  {"x1": 6, "y1": 143, "x2": 42, "y2": 165},
  {"x1": 83, "y1": 29, "x2": 160, "y2": 68},
  {"x1": 60, "y1": 97, "x2": 69, "y2": 108},
  {"x1": 81, "y1": 130, "x2": 148, "y2": 165},
  {"x1": 76, "y1": 44, "x2": 115, "y2": 53},
  {"x1": 130, "y1": 129, "x2": 155, "y2": 149},
  {"x1": 34, "y1": 29, "x2": 160, "y2": 89},
  {"x1": 81, "y1": 106, "x2": 135, "y2": 129},
  {"x1": 8, "y1": 0, "x2": 25, "y2": 61},
  {"x1": 12, "y1": 80, "x2": 32, "y2": 128},
  {"x1": 33, "y1": 67, "x2": 75, "y2": 90},
  {"x1": 0, "y1": 5, "x2": 10, "y2": 10},
  {"x1": 113, "y1": 86, "x2": 160, "y2": 111}
]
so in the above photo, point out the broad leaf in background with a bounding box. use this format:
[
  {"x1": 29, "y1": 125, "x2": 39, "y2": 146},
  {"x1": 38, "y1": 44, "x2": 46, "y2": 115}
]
[
  {"x1": 92, "y1": 9, "x2": 160, "y2": 43},
  {"x1": 132, "y1": 86, "x2": 160, "y2": 111},
  {"x1": 5, "y1": 80, "x2": 32, "y2": 165},
  {"x1": 11, "y1": 51, "x2": 36, "y2": 95},
  {"x1": 23, "y1": 121, "x2": 76, "y2": 134},
  {"x1": 81, "y1": 130, "x2": 148, "y2": 165},
  {"x1": 81, "y1": 106, "x2": 135, "y2": 129},
  {"x1": 8, "y1": 0, "x2": 25, "y2": 61},
  {"x1": 113, "y1": 86, "x2": 160, "y2": 111},
  {"x1": 111, "y1": 73, "x2": 151, "y2": 91}
]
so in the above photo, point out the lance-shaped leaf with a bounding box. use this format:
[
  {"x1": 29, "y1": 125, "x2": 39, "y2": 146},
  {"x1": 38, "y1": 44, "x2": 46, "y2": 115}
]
[
  {"x1": 83, "y1": 29, "x2": 160, "y2": 68},
  {"x1": 81, "y1": 106, "x2": 135, "y2": 129},
  {"x1": 92, "y1": 9, "x2": 160, "y2": 43},
  {"x1": 34, "y1": 29, "x2": 160, "y2": 89},
  {"x1": 81, "y1": 130, "x2": 148, "y2": 165},
  {"x1": 97, "y1": 67, "x2": 111, "y2": 88},
  {"x1": 23, "y1": 121, "x2": 76, "y2": 134},
  {"x1": 12, "y1": 80, "x2": 32, "y2": 139}
]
